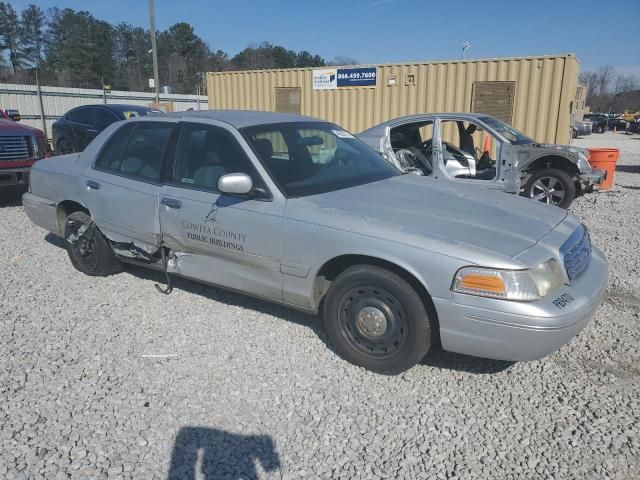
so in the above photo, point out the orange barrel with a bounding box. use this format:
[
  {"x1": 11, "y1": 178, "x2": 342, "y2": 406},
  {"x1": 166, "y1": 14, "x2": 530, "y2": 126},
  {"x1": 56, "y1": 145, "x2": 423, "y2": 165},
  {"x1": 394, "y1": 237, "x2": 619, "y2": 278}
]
[{"x1": 588, "y1": 148, "x2": 619, "y2": 191}]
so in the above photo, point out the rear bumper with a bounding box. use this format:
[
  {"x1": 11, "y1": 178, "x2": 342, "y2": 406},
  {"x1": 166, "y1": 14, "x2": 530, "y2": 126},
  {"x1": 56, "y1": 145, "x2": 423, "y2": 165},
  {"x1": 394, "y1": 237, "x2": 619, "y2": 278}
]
[
  {"x1": 0, "y1": 167, "x2": 30, "y2": 187},
  {"x1": 433, "y1": 248, "x2": 608, "y2": 361},
  {"x1": 22, "y1": 192, "x2": 61, "y2": 235}
]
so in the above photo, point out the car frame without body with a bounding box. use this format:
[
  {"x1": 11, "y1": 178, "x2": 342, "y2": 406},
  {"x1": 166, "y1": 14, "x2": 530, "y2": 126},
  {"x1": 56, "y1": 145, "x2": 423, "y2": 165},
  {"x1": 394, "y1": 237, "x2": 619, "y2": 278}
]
[
  {"x1": 23, "y1": 110, "x2": 607, "y2": 374},
  {"x1": 358, "y1": 113, "x2": 604, "y2": 208}
]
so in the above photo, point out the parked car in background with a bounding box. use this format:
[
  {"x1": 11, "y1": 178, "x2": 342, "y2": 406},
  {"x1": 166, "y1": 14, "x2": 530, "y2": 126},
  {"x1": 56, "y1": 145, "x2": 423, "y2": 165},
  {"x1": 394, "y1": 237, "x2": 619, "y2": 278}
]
[
  {"x1": 52, "y1": 104, "x2": 162, "y2": 154},
  {"x1": 583, "y1": 114, "x2": 608, "y2": 133},
  {"x1": 607, "y1": 115, "x2": 628, "y2": 131},
  {"x1": 22, "y1": 110, "x2": 608, "y2": 374},
  {"x1": 0, "y1": 111, "x2": 48, "y2": 190},
  {"x1": 358, "y1": 113, "x2": 603, "y2": 209},
  {"x1": 571, "y1": 120, "x2": 592, "y2": 139}
]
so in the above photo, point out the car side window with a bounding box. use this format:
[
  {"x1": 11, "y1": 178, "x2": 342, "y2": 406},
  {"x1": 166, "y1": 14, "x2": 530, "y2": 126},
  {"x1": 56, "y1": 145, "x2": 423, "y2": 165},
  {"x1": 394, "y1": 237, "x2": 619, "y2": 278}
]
[
  {"x1": 94, "y1": 108, "x2": 118, "y2": 129},
  {"x1": 95, "y1": 122, "x2": 174, "y2": 181},
  {"x1": 68, "y1": 107, "x2": 93, "y2": 124},
  {"x1": 172, "y1": 123, "x2": 262, "y2": 192}
]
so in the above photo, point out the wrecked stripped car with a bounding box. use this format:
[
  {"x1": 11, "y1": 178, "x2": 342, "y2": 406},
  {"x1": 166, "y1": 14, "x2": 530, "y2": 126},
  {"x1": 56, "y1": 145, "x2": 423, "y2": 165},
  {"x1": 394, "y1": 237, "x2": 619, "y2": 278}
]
[
  {"x1": 23, "y1": 110, "x2": 607, "y2": 374},
  {"x1": 358, "y1": 113, "x2": 604, "y2": 208}
]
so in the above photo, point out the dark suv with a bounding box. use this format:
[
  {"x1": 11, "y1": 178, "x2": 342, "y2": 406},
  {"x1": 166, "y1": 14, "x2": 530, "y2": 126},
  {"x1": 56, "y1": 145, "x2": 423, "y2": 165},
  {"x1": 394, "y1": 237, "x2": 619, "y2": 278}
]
[
  {"x1": 52, "y1": 104, "x2": 162, "y2": 154},
  {"x1": 583, "y1": 114, "x2": 608, "y2": 133}
]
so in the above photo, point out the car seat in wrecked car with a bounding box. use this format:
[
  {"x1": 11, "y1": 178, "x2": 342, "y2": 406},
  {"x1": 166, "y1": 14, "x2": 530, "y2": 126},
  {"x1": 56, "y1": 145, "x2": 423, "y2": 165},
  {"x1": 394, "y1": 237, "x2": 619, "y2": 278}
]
[{"x1": 458, "y1": 123, "x2": 477, "y2": 156}]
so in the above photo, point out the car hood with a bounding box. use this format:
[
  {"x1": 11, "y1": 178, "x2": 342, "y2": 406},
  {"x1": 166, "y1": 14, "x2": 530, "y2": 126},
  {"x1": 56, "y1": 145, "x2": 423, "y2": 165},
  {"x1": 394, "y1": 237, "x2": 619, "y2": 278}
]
[
  {"x1": 297, "y1": 175, "x2": 568, "y2": 258},
  {"x1": 0, "y1": 118, "x2": 45, "y2": 135}
]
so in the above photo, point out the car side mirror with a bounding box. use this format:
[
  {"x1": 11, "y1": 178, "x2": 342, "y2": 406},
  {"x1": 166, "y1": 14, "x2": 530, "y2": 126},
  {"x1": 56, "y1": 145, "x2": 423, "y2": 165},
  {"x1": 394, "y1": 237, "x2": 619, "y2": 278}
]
[
  {"x1": 6, "y1": 109, "x2": 20, "y2": 121},
  {"x1": 218, "y1": 172, "x2": 253, "y2": 196}
]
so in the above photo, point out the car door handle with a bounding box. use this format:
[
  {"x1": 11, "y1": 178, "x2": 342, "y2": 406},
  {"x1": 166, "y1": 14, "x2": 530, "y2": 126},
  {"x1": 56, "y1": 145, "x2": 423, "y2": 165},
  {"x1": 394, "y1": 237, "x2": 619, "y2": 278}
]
[
  {"x1": 161, "y1": 198, "x2": 182, "y2": 209},
  {"x1": 86, "y1": 180, "x2": 101, "y2": 190}
]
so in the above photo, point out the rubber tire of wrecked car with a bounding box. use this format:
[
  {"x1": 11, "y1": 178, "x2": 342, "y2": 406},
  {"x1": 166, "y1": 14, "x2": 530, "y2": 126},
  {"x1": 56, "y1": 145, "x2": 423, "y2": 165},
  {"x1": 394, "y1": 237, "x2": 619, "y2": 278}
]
[
  {"x1": 323, "y1": 265, "x2": 432, "y2": 375},
  {"x1": 524, "y1": 168, "x2": 576, "y2": 209},
  {"x1": 64, "y1": 211, "x2": 121, "y2": 276}
]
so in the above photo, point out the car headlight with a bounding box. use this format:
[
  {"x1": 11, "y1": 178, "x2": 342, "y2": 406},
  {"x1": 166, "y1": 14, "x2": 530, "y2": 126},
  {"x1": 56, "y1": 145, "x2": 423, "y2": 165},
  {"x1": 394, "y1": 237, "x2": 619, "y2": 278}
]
[
  {"x1": 452, "y1": 259, "x2": 565, "y2": 301},
  {"x1": 576, "y1": 151, "x2": 591, "y2": 171}
]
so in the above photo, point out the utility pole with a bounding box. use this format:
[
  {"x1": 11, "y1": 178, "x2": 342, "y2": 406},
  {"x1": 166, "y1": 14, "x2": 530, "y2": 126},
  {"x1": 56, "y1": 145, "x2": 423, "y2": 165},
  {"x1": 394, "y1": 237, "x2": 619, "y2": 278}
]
[
  {"x1": 462, "y1": 41, "x2": 471, "y2": 60},
  {"x1": 149, "y1": 0, "x2": 160, "y2": 103}
]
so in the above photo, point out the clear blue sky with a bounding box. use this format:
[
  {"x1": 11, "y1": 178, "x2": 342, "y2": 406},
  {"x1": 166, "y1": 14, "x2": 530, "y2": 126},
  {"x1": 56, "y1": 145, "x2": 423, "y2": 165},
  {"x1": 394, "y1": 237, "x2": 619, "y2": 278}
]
[{"x1": 11, "y1": 0, "x2": 640, "y2": 75}]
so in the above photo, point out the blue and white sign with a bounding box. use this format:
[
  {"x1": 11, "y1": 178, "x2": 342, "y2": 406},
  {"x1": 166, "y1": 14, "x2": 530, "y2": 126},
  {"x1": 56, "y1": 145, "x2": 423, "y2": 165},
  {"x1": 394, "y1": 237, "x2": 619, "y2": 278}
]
[
  {"x1": 312, "y1": 67, "x2": 377, "y2": 90},
  {"x1": 336, "y1": 67, "x2": 377, "y2": 87}
]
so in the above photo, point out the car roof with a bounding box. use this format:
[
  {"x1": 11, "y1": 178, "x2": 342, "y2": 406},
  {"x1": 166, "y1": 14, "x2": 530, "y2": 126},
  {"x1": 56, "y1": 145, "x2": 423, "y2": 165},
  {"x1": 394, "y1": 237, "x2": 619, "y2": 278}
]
[
  {"x1": 69, "y1": 104, "x2": 157, "y2": 113},
  {"x1": 358, "y1": 112, "x2": 495, "y2": 135},
  {"x1": 163, "y1": 109, "x2": 322, "y2": 128}
]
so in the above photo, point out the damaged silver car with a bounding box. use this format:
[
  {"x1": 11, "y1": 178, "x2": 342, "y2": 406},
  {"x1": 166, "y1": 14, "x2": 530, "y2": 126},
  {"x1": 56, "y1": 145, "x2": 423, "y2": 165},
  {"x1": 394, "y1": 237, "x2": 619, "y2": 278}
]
[
  {"x1": 358, "y1": 113, "x2": 605, "y2": 208},
  {"x1": 23, "y1": 110, "x2": 607, "y2": 374}
]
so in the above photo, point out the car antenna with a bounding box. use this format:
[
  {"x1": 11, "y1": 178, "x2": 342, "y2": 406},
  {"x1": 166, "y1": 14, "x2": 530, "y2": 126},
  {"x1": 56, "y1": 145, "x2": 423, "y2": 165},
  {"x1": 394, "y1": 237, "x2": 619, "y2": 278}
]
[{"x1": 154, "y1": 246, "x2": 173, "y2": 294}]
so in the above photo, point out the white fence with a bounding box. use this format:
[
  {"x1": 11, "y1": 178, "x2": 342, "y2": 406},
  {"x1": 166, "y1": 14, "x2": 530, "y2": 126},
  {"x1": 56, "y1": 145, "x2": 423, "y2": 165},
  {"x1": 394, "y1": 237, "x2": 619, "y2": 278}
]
[{"x1": 0, "y1": 83, "x2": 208, "y2": 140}]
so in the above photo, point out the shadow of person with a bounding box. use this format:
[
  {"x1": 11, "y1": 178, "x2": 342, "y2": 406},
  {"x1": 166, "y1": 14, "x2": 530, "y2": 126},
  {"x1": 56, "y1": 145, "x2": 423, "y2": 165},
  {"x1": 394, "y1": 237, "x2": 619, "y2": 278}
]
[{"x1": 167, "y1": 427, "x2": 280, "y2": 480}]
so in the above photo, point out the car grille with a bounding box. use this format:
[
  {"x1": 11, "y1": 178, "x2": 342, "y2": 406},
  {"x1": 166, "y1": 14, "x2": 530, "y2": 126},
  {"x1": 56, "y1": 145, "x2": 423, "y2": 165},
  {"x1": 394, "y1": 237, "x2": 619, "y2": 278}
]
[
  {"x1": 561, "y1": 225, "x2": 592, "y2": 282},
  {"x1": 0, "y1": 136, "x2": 32, "y2": 162}
]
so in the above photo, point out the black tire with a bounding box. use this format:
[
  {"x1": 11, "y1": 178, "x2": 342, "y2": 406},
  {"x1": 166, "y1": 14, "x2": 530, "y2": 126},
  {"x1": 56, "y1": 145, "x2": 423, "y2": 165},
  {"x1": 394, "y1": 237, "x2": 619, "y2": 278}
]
[
  {"x1": 64, "y1": 211, "x2": 121, "y2": 276},
  {"x1": 56, "y1": 137, "x2": 74, "y2": 155},
  {"x1": 524, "y1": 168, "x2": 576, "y2": 209},
  {"x1": 571, "y1": 128, "x2": 578, "y2": 139},
  {"x1": 323, "y1": 265, "x2": 432, "y2": 375}
]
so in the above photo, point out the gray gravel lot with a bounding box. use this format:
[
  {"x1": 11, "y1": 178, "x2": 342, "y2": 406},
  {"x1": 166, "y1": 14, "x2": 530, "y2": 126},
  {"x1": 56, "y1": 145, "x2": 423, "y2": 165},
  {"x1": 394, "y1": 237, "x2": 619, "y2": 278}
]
[{"x1": 1, "y1": 131, "x2": 639, "y2": 479}]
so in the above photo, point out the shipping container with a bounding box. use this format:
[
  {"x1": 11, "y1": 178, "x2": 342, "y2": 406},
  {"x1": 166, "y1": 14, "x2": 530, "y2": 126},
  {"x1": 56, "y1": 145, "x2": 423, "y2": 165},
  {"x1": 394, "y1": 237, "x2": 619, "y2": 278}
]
[{"x1": 207, "y1": 53, "x2": 580, "y2": 145}]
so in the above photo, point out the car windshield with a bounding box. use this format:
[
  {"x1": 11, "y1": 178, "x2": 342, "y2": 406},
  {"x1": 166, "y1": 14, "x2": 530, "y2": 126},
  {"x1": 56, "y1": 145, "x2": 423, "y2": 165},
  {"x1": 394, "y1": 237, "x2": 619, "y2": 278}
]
[
  {"x1": 242, "y1": 122, "x2": 399, "y2": 197},
  {"x1": 479, "y1": 116, "x2": 535, "y2": 145}
]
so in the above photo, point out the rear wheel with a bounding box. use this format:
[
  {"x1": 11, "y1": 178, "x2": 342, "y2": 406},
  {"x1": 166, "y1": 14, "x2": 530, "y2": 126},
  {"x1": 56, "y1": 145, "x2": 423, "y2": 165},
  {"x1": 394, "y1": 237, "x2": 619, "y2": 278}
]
[
  {"x1": 323, "y1": 265, "x2": 432, "y2": 375},
  {"x1": 64, "y1": 211, "x2": 121, "y2": 276},
  {"x1": 56, "y1": 137, "x2": 74, "y2": 155},
  {"x1": 524, "y1": 168, "x2": 576, "y2": 209}
]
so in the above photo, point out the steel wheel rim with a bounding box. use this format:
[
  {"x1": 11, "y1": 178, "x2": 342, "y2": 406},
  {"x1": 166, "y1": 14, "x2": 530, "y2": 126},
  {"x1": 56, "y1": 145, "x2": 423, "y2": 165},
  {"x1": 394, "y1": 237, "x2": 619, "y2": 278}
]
[
  {"x1": 68, "y1": 221, "x2": 98, "y2": 270},
  {"x1": 337, "y1": 285, "x2": 408, "y2": 359},
  {"x1": 530, "y1": 176, "x2": 565, "y2": 205}
]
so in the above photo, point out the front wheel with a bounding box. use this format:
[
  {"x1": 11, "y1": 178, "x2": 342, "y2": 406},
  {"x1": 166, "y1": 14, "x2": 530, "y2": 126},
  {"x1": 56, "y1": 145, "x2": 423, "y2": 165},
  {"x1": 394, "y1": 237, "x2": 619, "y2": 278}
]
[
  {"x1": 323, "y1": 265, "x2": 432, "y2": 375},
  {"x1": 524, "y1": 168, "x2": 576, "y2": 209}
]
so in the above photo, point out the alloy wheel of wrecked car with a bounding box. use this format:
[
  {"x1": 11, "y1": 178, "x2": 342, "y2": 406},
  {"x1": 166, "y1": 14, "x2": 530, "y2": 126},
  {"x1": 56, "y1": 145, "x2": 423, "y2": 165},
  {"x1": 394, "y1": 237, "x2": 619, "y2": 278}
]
[
  {"x1": 64, "y1": 211, "x2": 121, "y2": 276},
  {"x1": 323, "y1": 265, "x2": 432, "y2": 375},
  {"x1": 524, "y1": 168, "x2": 576, "y2": 209},
  {"x1": 56, "y1": 137, "x2": 74, "y2": 155}
]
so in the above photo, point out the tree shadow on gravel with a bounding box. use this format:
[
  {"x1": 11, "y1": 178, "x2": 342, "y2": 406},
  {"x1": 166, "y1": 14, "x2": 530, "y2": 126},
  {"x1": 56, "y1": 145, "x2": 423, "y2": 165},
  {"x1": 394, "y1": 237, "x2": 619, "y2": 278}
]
[
  {"x1": 616, "y1": 165, "x2": 640, "y2": 174},
  {"x1": 167, "y1": 427, "x2": 280, "y2": 480}
]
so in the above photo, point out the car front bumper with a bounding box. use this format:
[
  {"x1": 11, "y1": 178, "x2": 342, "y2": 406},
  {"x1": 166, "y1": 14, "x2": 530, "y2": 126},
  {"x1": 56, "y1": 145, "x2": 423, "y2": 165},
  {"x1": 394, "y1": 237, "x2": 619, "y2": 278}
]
[
  {"x1": 433, "y1": 247, "x2": 608, "y2": 361},
  {"x1": 578, "y1": 167, "x2": 606, "y2": 191},
  {"x1": 0, "y1": 167, "x2": 30, "y2": 187}
]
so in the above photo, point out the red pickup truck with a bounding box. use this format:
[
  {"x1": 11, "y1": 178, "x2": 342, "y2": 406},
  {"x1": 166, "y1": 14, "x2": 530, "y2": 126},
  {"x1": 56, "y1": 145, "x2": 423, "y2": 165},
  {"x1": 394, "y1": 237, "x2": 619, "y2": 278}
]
[{"x1": 0, "y1": 108, "x2": 48, "y2": 189}]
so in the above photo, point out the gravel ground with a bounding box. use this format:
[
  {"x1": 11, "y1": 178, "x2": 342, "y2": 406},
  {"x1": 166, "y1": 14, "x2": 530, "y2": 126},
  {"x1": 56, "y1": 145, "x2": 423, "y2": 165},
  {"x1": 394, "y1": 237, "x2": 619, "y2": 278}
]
[{"x1": 1, "y1": 131, "x2": 639, "y2": 480}]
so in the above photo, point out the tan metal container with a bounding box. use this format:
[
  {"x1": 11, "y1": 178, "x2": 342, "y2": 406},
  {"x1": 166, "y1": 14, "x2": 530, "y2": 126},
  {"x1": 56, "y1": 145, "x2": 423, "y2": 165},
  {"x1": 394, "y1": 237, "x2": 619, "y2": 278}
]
[{"x1": 207, "y1": 53, "x2": 580, "y2": 145}]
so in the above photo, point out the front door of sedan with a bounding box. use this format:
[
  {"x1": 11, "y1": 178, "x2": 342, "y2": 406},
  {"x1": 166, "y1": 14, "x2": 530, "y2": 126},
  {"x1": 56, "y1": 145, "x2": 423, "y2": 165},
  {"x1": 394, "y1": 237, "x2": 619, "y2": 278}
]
[
  {"x1": 159, "y1": 121, "x2": 285, "y2": 300},
  {"x1": 80, "y1": 120, "x2": 178, "y2": 257},
  {"x1": 433, "y1": 117, "x2": 507, "y2": 190}
]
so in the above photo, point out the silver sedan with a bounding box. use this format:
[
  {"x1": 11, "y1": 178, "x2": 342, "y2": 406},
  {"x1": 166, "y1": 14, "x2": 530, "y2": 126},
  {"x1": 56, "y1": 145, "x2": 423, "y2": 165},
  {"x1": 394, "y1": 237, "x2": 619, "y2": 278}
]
[{"x1": 23, "y1": 110, "x2": 607, "y2": 374}]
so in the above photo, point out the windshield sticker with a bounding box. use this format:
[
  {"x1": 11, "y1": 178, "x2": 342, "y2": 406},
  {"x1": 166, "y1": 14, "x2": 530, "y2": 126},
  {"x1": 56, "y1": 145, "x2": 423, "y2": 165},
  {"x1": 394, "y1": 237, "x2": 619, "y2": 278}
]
[
  {"x1": 332, "y1": 129, "x2": 355, "y2": 139},
  {"x1": 123, "y1": 111, "x2": 140, "y2": 120}
]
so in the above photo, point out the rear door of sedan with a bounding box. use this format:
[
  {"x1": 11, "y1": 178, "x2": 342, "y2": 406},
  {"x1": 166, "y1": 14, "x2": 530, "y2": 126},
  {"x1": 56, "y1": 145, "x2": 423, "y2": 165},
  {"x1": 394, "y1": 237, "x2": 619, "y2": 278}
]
[
  {"x1": 80, "y1": 118, "x2": 179, "y2": 256},
  {"x1": 158, "y1": 120, "x2": 285, "y2": 300}
]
